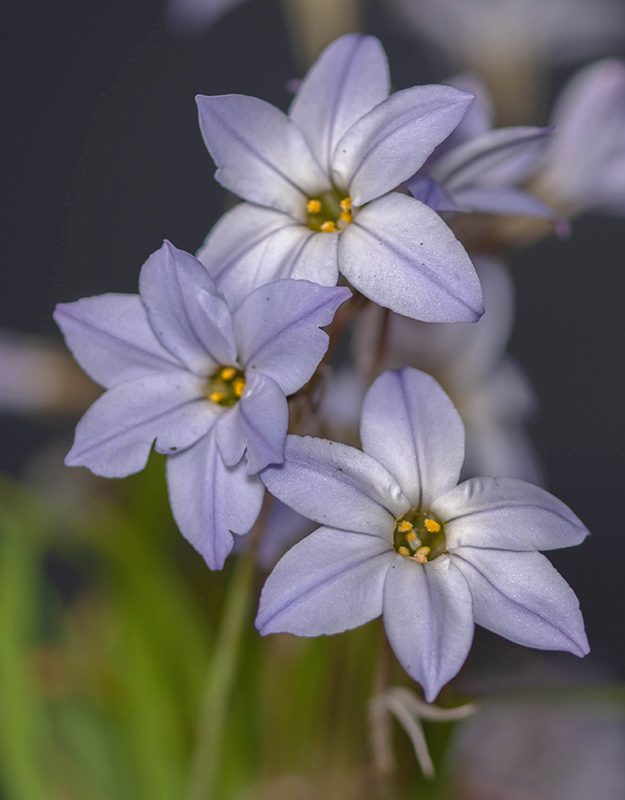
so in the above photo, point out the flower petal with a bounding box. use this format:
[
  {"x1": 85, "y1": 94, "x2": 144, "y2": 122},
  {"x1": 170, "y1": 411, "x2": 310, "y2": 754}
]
[
  {"x1": 139, "y1": 242, "x2": 237, "y2": 374},
  {"x1": 166, "y1": 428, "x2": 265, "y2": 570},
  {"x1": 66, "y1": 372, "x2": 218, "y2": 477},
  {"x1": 234, "y1": 280, "x2": 351, "y2": 395},
  {"x1": 198, "y1": 205, "x2": 340, "y2": 311},
  {"x1": 436, "y1": 476, "x2": 589, "y2": 551},
  {"x1": 260, "y1": 435, "x2": 409, "y2": 535},
  {"x1": 196, "y1": 94, "x2": 330, "y2": 217},
  {"x1": 256, "y1": 525, "x2": 394, "y2": 635},
  {"x1": 451, "y1": 186, "x2": 559, "y2": 218},
  {"x1": 452, "y1": 547, "x2": 589, "y2": 657},
  {"x1": 339, "y1": 192, "x2": 483, "y2": 321},
  {"x1": 332, "y1": 85, "x2": 473, "y2": 205},
  {"x1": 383, "y1": 554, "x2": 474, "y2": 702},
  {"x1": 289, "y1": 34, "x2": 390, "y2": 174},
  {"x1": 238, "y1": 371, "x2": 288, "y2": 473},
  {"x1": 431, "y1": 127, "x2": 551, "y2": 190},
  {"x1": 360, "y1": 368, "x2": 465, "y2": 508},
  {"x1": 54, "y1": 294, "x2": 182, "y2": 388},
  {"x1": 215, "y1": 404, "x2": 247, "y2": 468}
]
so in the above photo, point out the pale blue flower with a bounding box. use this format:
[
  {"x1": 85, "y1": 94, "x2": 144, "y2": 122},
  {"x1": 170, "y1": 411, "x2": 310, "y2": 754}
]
[
  {"x1": 535, "y1": 59, "x2": 625, "y2": 216},
  {"x1": 257, "y1": 367, "x2": 589, "y2": 702},
  {"x1": 406, "y1": 75, "x2": 557, "y2": 220},
  {"x1": 195, "y1": 34, "x2": 484, "y2": 323},
  {"x1": 54, "y1": 241, "x2": 350, "y2": 569}
]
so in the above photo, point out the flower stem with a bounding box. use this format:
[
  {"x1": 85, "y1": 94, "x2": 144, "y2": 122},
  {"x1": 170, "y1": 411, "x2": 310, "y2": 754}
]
[{"x1": 186, "y1": 549, "x2": 256, "y2": 800}]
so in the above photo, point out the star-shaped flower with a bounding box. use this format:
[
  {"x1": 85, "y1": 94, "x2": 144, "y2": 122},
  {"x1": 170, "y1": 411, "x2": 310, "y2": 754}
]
[
  {"x1": 54, "y1": 241, "x2": 350, "y2": 569},
  {"x1": 195, "y1": 34, "x2": 484, "y2": 322},
  {"x1": 257, "y1": 367, "x2": 589, "y2": 701}
]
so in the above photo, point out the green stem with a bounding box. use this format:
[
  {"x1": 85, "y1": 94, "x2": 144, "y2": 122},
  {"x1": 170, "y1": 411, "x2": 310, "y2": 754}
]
[{"x1": 186, "y1": 550, "x2": 256, "y2": 800}]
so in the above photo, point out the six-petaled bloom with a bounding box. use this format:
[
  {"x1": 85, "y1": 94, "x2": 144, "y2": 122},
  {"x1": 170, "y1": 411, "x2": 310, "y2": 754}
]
[
  {"x1": 195, "y1": 33, "x2": 484, "y2": 322},
  {"x1": 54, "y1": 241, "x2": 350, "y2": 570},
  {"x1": 257, "y1": 367, "x2": 589, "y2": 702}
]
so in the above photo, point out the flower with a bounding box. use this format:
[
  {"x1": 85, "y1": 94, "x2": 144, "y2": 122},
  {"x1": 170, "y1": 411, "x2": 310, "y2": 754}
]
[
  {"x1": 54, "y1": 241, "x2": 350, "y2": 569},
  {"x1": 406, "y1": 74, "x2": 557, "y2": 221},
  {"x1": 257, "y1": 367, "x2": 589, "y2": 702},
  {"x1": 532, "y1": 59, "x2": 625, "y2": 216},
  {"x1": 390, "y1": 0, "x2": 625, "y2": 70},
  {"x1": 354, "y1": 257, "x2": 543, "y2": 483},
  {"x1": 195, "y1": 34, "x2": 484, "y2": 322}
]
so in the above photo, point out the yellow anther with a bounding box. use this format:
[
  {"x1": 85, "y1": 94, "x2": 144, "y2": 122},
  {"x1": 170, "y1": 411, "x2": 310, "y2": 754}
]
[
  {"x1": 398, "y1": 546, "x2": 411, "y2": 557},
  {"x1": 307, "y1": 199, "x2": 322, "y2": 214},
  {"x1": 398, "y1": 520, "x2": 413, "y2": 533},
  {"x1": 424, "y1": 519, "x2": 441, "y2": 533},
  {"x1": 406, "y1": 530, "x2": 417, "y2": 543},
  {"x1": 320, "y1": 221, "x2": 337, "y2": 233},
  {"x1": 233, "y1": 378, "x2": 245, "y2": 397},
  {"x1": 415, "y1": 546, "x2": 431, "y2": 564},
  {"x1": 209, "y1": 392, "x2": 224, "y2": 403},
  {"x1": 340, "y1": 197, "x2": 352, "y2": 212},
  {"x1": 220, "y1": 366, "x2": 236, "y2": 380},
  {"x1": 339, "y1": 211, "x2": 353, "y2": 222}
]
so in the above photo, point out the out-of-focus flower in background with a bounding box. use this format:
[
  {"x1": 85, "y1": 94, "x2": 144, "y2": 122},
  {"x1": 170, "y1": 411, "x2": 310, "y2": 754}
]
[
  {"x1": 349, "y1": 258, "x2": 543, "y2": 483},
  {"x1": 532, "y1": 59, "x2": 625, "y2": 217},
  {"x1": 390, "y1": 0, "x2": 625, "y2": 123}
]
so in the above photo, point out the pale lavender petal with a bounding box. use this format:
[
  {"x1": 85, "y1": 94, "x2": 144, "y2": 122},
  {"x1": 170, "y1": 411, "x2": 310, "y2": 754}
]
[
  {"x1": 234, "y1": 280, "x2": 351, "y2": 395},
  {"x1": 54, "y1": 294, "x2": 182, "y2": 388},
  {"x1": 436, "y1": 477, "x2": 588, "y2": 551},
  {"x1": 332, "y1": 85, "x2": 473, "y2": 205},
  {"x1": 256, "y1": 526, "x2": 394, "y2": 635},
  {"x1": 404, "y1": 175, "x2": 460, "y2": 211},
  {"x1": 451, "y1": 186, "x2": 559, "y2": 218},
  {"x1": 339, "y1": 193, "x2": 483, "y2": 322},
  {"x1": 167, "y1": 428, "x2": 265, "y2": 570},
  {"x1": 464, "y1": 417, "x2": 545, "y2": 486},
  {"x1": 289, "y1": 34, "x2": 390, "y2": 173},
  {"x1": 260, "y1": 435, "x2": 410, "y2": 535},
  {"x1": 443, "y1": 74, "x2": 494, "y2": 145},
  {"x1": 196, "y1": 94, "x2": 331, "y2": 218},
  {"x1": 215, "y1": 405, "x2": 246, "y2": 468},
  {"x1": 383, "y1": 554, "x2": 474, "y2": 702},
  {"x1": 452, "y1": 548, "x2": 589, "y2": 657},
  {"x1": 431, "y1": 127, "x2": 551, "y2": 190},
  {"x1": 139, "y1": 242, "x2": 236, "y2": 374},
  {"x1": 66, "y1": 372, "x2": 218, "y2": 477},
  {"x1": 237, "y1": 371, "x2": 288, "y2": 473},
  {"x1": 199, "y1": 207, "x2": 339, "y2": 311},
  {"x1": 196, "y1": 202, "x2": 297, "y2": 286},
  {"x1": 360, "y1": 368, "x2": 464, "y2": 508}
]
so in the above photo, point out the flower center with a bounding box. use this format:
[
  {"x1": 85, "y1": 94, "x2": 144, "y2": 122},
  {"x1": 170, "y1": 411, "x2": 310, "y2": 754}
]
[
  {"x1": 205, "y1": 366, "x2": 245, "y2": 407},
  {"x1": 393, "y1": 508, "x2": 447, "y2": 564},
  {"x1": 306, "y1": 191, "x2": 352, "y2": 233}
]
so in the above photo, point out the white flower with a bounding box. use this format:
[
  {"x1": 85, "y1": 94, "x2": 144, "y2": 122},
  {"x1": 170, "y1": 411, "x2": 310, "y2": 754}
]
[
  {"x1": 257, "y1": 368, "x2": 589, "y2": 702},
  {"x1": 195, "y1": 34, "x2": 483, "y2": 322}
]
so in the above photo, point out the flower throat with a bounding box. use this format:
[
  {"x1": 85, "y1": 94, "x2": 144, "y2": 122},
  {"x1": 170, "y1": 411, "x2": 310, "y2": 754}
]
[
  {"x1": 393, "y1": 508, "x2": 447, "y2": 563},
  {"x1": 306, "y1": 190, "x2": 352, "y2": 232}
]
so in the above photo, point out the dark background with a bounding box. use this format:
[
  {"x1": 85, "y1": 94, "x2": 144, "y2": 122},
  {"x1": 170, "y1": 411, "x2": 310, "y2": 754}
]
[{"x1": 3, "y1": 0, "x2": 624, "y2": 676}]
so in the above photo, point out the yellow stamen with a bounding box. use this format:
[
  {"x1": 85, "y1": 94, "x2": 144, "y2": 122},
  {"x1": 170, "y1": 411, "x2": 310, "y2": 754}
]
[
  {"x1": 424, "y1": 519, "x2": 441, "y2": 533},
  {"x1": 398, "y1": 546, "x2": 411, "y2": 557},
  {"x1": 339, "y1": 211, "x2": 353, "y2": 222},
  {"x1": 320, "y1": 221, "x2": 337, "y2": 233},
  {"x1": 398, "y1": 520, "x2": 413, "y2": 533},
  {"x1": 220, "y1": 366, "x2": 236, "y2": 380},
  {"x1": 415, "y1": 546, "x2": 431, "y2": 564},
  {"x1": 209, "y1": 391, "x2": 224, "y2": 403},
  {"x1": 340, "y1": 197, "x2": 352, "y2": 212},
  {"x1": 233, "y1": 378, "x2": 245, "y2": 397},
  {"x1": 307, "y1": 199, "x2": 322, "y2": 214},
  {"x1": 406, "y1": 530, "x2": 417, "y2": 543}
]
